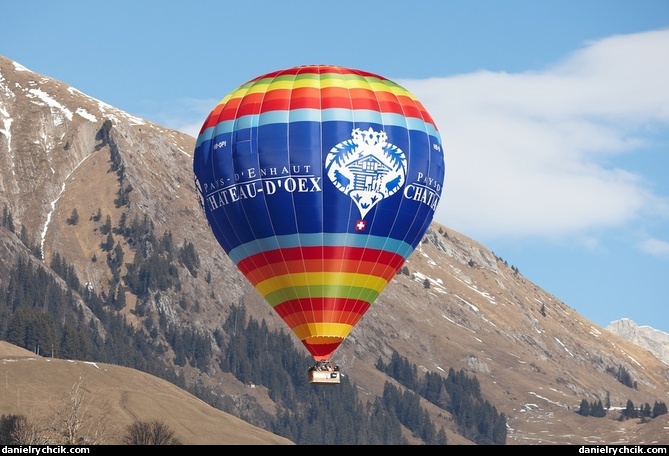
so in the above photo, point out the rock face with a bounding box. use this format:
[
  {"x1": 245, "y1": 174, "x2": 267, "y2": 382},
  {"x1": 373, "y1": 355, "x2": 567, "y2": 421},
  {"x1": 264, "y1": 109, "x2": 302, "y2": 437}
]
[
  {"x1": 607, "y1": 318, "x2": 669, "y2": 365},
  {"x1": 1, "y1": 55, "x2": 668, "y2": 445}
]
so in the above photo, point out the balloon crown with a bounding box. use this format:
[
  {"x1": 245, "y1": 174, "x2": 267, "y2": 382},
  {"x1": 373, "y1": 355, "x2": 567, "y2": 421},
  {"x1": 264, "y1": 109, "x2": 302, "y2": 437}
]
[{"x1": 352, "y1": 127, "x2": 388, "y2": 149}]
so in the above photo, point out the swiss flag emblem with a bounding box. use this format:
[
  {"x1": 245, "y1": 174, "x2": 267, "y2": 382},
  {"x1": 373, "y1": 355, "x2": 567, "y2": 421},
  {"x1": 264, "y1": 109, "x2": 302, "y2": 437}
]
[{"x1": 355, "y1": 220, "x2": 366, "y2": 231}]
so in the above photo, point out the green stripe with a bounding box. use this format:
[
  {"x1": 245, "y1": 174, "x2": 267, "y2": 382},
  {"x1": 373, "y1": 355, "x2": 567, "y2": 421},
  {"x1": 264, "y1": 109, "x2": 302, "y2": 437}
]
[{"x1": 263, "y1": 285, "x2": 380, "y2": 307}]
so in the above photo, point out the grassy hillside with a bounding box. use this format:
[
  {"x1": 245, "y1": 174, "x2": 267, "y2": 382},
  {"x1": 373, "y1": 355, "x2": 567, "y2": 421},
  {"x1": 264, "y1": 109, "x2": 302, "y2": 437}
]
[{"x1": 0, "y1": 341, "x2": 293, "y2": 445}]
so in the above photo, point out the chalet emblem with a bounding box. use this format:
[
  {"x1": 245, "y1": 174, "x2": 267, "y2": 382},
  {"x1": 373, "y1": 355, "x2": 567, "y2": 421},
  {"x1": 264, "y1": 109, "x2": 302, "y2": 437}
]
[{"x1": 325, "y1": 127, "x2": 407, "y2": 220}]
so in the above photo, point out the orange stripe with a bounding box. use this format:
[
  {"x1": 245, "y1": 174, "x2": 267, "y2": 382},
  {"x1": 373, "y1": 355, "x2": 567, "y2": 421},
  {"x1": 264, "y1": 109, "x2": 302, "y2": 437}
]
[
  {"x1": 243, "y1": 259, "x2": 399, "y2": 286},
  {"x1": 280, "y1": 309, "x2": 367, "y2": 331}
]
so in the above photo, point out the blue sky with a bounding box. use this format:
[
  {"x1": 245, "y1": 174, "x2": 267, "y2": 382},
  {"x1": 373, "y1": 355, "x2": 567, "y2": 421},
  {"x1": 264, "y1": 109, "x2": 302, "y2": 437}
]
[{"x1": 3, "y1": 1, "x2": 668, "y2": 333}]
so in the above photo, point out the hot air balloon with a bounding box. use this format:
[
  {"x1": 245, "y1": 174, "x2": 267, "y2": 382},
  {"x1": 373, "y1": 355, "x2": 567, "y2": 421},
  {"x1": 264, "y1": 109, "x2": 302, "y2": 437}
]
[{"x1": 193, "y1": 65, "x2": 444, "y2": 384}]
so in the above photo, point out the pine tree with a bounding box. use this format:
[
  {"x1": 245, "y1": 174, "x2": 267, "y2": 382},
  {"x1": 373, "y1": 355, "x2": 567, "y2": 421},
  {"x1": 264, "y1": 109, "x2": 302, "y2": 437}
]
[
  {"x1": 652, "y1": 401, "x2": 668, "y2": 418},
  {"x1": 66, "y1": 208, "x2": 79, "y2": 225},
  {"x1": 577, "y1": 399, "x2": 590, "y2": 416}
]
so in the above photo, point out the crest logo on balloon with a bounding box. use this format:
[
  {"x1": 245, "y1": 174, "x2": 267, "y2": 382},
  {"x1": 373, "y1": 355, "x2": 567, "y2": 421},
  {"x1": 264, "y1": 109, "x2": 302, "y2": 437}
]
[{"x1": 326, "y1": 127, "x2": 407, "y2": 220}]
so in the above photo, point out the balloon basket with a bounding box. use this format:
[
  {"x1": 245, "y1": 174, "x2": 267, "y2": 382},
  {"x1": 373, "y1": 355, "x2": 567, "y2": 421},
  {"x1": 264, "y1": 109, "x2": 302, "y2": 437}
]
[{"x1": 308, "y1": 360, "x2": 341, "y2": 385}]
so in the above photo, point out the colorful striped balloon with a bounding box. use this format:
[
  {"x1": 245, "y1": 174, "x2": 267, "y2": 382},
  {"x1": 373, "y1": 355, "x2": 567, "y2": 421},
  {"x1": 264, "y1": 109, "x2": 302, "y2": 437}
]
[{"x1": 193, "y1": 65, "x2": 444, "y2": 361}]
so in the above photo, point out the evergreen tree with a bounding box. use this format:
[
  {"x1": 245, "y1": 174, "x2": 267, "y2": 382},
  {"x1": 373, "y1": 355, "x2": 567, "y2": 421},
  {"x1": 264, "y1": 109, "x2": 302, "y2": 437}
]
[
  {"x1": 623, "y1": 399, "x2": 638, "y2": 419},
  {"x1": 435, "y1": 426, "x2": 448, "y2": 445},
  {"x1": 101, "y1": 232, "x2": 115, "y2": 251},
  {"x1": 615, "y1": 365, "x2": 636, "y2": 389},
  {"x1": 19, "y1": 225, "x2": 30, "y2": 249},
  {"x1": 116, "y1": 211, "x2": 127, "y2": 233},
  {"x1": 590, "y1": 400, "x2": 606, "y2": 418},
  {"x1": 2, "y1": 204, "x2": 15, "y2": 232},
  {"x1": 652, "y1": 401, "x2": 668, "y2": 418},
  {"x1": 100, "y1": 215, "x2": 112, "y2": 235},
  {"x1": 606, "y1": 391, "x2": 611, "y2": 410},
  {"x1": 66, "y1": 208, "x2": 79, "y2": 225},
  {"x1": 178, "y1": 239, "x2": 200, "y2": 277},
  {"x1": 577, "y1": 399, "x2": 590, "y2": 416}
]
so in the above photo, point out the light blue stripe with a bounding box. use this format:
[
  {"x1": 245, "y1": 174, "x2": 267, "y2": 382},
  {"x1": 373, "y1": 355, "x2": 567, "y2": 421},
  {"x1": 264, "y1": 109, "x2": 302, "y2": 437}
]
[
  {"x1": 228, "y1": 233, "x2": 414, "y2": 264},
  {"x1": 195, "y1": 109, "x2": 439, "y2": 148},
  {"x1": 234, "y1": 114, "x2": 259, "y2": 130}
]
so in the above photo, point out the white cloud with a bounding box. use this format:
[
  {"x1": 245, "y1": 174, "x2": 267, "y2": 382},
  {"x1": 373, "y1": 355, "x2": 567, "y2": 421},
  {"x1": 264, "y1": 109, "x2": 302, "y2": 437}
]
[
  {"x1": 169, "y1": 30, "x2": 669, "y2": 251},
  {"x1": 401, "y1": 29, "x2": 669, "y2": 243},
  {"x1": 638, "y1": 238, "x2": 669, "y2": 259},
  {"x1": 174, "y1": 121, "x2": 202, "y2": 139},
  {"x1": 159, "y1": 97, "x2": 219, "y2": 139}
]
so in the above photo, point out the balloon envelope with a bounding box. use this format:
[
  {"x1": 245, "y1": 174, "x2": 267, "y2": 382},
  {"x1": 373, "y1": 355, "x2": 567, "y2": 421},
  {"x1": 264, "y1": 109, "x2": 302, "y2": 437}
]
[{"x1": 193, "y1": 65, "x2": 444, "y2": 361}]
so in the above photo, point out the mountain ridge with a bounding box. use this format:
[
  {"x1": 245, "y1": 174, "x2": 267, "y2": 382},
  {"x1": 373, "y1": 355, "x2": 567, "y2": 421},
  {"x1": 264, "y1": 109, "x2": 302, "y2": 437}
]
[
  {"x1": 1, "y1": 55, "x2": 667, "y2": 445},
  {"x1": 607, "y1": 318, "x2": 669, "y2": 365}
]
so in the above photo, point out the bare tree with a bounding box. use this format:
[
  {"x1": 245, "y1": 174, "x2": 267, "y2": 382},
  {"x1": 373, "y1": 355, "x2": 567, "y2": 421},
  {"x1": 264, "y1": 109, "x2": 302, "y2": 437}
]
[
  {"x1": 59, "y1": 376, "x2": 87, "y2": 443},
  {"x1": 43, "y1": 376, "x2": 119, "y2": 444},
  {"x1": 123, "y1": 420, "x2": 182, "y2": 445},
  {"x1": 3, "y1": 378, "x2": 119, "y2": 444},
  {"x1": 11, "y1": 415, "x2": 50, "y2": 445}
]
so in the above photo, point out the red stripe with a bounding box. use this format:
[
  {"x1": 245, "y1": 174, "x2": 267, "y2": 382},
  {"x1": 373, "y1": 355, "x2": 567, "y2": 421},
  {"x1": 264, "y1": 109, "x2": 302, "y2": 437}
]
[
  {"x1": 302, "y1": 341, "x2": 341, "y2": 361},
  {"x1": 274, "y1": 298, "x2": 370, "y2": 327},
  {"x1": 249, "y1": 65, "x2": 382, "y2": 81},
  {"x1": 201, "y1": 91, "x2": 427, "y2": 130}
]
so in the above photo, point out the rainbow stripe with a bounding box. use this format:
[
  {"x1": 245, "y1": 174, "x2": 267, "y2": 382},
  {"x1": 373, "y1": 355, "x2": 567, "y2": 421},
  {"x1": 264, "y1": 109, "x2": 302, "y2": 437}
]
[{"x1": 238, "y1": 244, "x2": 405, "y2": 359}]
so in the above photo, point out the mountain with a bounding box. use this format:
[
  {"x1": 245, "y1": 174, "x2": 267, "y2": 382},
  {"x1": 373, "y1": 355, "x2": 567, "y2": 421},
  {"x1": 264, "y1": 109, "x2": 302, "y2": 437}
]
[
  {"x1": 607, "y1": 319, "x2": 669, "y2": 366},
  {"x1": 1, "y1": 55, "x2": 668, "y2": 445}
]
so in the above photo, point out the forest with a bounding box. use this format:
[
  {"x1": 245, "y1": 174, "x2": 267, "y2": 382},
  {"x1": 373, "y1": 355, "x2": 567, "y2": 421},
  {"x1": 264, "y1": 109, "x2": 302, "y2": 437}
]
[{"x1": 0, "y1": 204, "x2": 506, "y2": 444}]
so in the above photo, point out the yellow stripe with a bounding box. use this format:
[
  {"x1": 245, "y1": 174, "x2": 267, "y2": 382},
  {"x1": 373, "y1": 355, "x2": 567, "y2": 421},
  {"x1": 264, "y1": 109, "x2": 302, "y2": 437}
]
[
  {"x1": 217, "y1": 91, "x2": 236, "y2": 105},
  {"x1": 255, "y1": 272, "x2": 387, "y2": 297},
  {"x1": 250, "y1": 80, "x2": 303, "y2": 92},
  {"x1": 226, "y1": 80, "x2": 401, "y2": 96},
  {"x1": 222, "y1": 76, "x2": 415, "y2": 100},
  {"x1": 292, "y1": 322, "x2": 353, "y2": 340}
]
